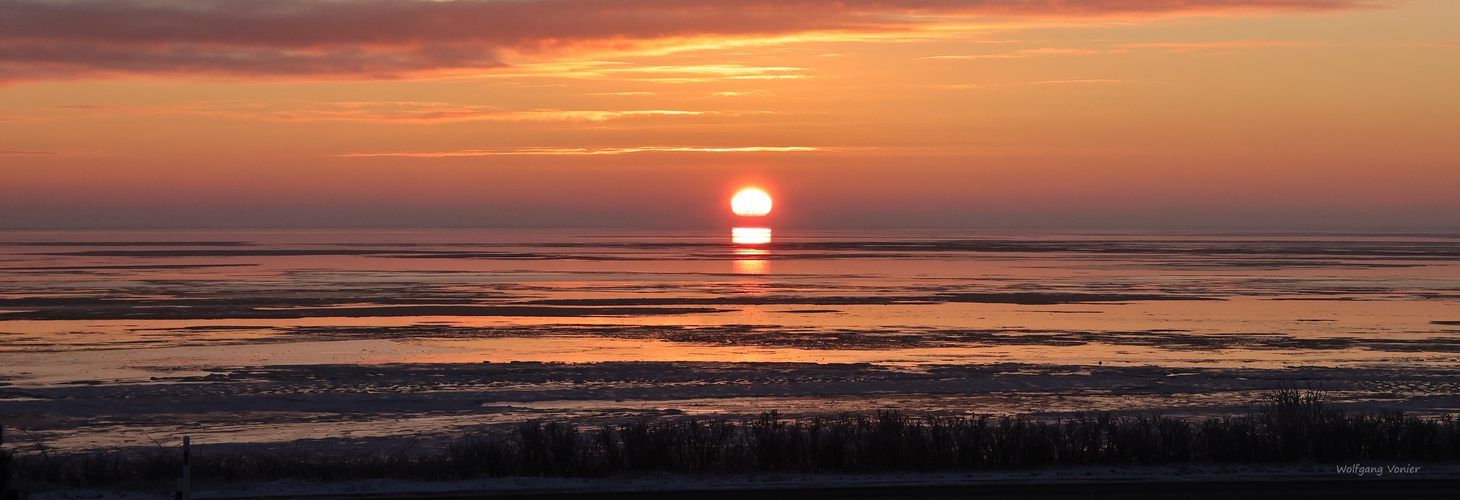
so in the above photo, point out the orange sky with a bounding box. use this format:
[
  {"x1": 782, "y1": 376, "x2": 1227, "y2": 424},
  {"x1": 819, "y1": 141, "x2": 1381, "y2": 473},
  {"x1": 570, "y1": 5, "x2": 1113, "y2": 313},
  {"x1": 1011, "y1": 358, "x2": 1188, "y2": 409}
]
[{"x1": 1, "y1": 0, "x2": 1457, "y2": 230}]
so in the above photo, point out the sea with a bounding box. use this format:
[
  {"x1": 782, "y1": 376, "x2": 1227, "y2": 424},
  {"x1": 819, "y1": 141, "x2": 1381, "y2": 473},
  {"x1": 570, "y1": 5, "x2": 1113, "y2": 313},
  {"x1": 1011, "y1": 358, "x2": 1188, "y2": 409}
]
[{"x1": 2, "y1": 228, "x2": 1458, "y2": 450}]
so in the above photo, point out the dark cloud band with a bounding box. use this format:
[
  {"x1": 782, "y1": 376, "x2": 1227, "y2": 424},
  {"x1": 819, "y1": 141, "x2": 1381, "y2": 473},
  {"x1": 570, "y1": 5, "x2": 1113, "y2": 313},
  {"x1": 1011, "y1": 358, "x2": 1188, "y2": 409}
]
[{"x1": 0, "y1": 0, "x2": 1378, "y2": 82}]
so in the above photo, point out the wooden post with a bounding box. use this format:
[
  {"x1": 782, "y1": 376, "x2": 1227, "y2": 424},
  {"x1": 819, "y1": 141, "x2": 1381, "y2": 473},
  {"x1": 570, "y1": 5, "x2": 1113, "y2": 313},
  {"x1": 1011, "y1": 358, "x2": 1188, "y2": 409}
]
[{"x1": 175, "y1": 436, "x2": 191, "y2": 500}]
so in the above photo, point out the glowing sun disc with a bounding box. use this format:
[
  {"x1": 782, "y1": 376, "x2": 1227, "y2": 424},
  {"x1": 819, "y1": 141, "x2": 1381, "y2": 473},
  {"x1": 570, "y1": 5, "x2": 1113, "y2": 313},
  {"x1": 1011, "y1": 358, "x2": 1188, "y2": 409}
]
[{"x1": 731, "y1": 189, "x2": 772, "y2": 217}]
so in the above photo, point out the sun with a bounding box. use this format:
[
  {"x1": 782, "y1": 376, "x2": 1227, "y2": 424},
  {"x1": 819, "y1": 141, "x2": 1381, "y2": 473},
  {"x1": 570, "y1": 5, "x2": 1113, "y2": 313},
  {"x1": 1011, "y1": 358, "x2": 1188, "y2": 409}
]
[{"x1": 731, "y1": 189, "x2": 772, "y2": 217}]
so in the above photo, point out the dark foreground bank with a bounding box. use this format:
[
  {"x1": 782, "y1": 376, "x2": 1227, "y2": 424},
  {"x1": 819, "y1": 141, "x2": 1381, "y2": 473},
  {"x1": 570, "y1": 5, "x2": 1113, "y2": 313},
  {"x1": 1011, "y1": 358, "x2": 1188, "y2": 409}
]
[
  {"x1": 238, "y1": 478, "x2": 1460, "y2": 500},
  {"x1": 2, "y1": 388, "x2": 1458, "y2": 497}
]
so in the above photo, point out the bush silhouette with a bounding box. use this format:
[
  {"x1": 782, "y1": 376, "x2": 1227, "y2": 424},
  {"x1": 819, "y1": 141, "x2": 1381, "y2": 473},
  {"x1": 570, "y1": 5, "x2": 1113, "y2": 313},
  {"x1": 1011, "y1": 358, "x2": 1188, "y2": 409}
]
[
  {"x1": 1, "y1": 425, "x2": 21, "y2": 500},
  {"x1": 6, "y1": 388, "x2": 1459, "y2": 488}
]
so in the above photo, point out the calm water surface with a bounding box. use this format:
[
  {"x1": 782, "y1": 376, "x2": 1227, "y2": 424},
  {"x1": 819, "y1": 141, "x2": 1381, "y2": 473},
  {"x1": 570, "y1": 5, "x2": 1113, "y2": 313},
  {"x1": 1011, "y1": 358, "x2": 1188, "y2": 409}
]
[
  {"x1": 2, "y1": 229, "x2": 1458, "y2": 449},
  {"x1": 4, "y1": 228, "x2": 1458, "y2": 377}
]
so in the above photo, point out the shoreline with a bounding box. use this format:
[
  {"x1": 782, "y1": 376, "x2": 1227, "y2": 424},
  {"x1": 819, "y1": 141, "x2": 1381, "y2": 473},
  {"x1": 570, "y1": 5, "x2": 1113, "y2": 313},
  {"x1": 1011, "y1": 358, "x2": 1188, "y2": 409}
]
[{"x1": 6, "y1": 361, "x2": 1460, "y2": 453}]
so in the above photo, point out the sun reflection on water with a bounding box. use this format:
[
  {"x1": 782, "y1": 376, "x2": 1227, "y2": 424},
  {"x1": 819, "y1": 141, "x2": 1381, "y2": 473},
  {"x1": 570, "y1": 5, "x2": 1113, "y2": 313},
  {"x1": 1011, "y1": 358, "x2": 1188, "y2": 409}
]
[
  {"x1": 731, "y1": 227, "x2": 770, "y2": 274},
  {"x1": 731, "y1": 227, "x2": 771, "y2": 245}
]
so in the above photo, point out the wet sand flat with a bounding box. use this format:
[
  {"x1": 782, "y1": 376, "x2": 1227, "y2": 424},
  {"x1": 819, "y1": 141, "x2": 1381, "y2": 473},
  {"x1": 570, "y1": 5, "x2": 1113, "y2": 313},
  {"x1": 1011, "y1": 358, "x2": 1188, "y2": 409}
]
[{"x1": 2, "y1": 229, "x2": 1458, "y2": 452}]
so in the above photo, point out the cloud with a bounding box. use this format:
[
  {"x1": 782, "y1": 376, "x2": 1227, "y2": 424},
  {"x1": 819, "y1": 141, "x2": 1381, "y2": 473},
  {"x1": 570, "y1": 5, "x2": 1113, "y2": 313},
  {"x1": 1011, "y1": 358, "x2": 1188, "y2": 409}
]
[
  {"x1": 586, "y1": 92, "x2": 659, "y2": 96},
  {"x1": 1026, "y1": 79, "x2": 1127, "y2": 84},
  {"x1": 0, "y1": 149, "x2": 103, "y2": 157},
  {"x1": 478, "y1": 62, "x2": 812, "y2": 83},
  {"x1": 0, "y1": 0, "x2": 1384, "y2": 83},
  {"x1": 923, "y1": 41, "x2": 1321, "y2": 60},
  {"x1": 251, "y1": 108, "x2": 712, "y2": 124},
  {"x1": 922, "y1": 48, "x2": 1112, "y2": 59},
  {"x1": 339, "y1": 146, "x2": 827, "y2": 157},
  {"x1": 933, "y1": 78, "x2": 1129, "y2": 89},
  {"x1": 57, "y1": 101, "x2": 739, "y2": 124},
  {"x1": 1119, "y1": 40, "x2": 1323, "y2": 50},
  {"x1": 931, "y1": 83, "x2": 989, "y2": 90},
  {"x1": 1389, "y1": 41, "x2": 1460, "y2": 47}
]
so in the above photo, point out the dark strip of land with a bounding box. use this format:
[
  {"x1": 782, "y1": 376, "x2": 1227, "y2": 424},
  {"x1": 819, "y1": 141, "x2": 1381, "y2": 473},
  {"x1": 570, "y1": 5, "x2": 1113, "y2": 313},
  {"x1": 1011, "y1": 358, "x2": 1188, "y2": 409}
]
[{"x1": 232, "y1": 479, "x2": 1460, "y2": 500}]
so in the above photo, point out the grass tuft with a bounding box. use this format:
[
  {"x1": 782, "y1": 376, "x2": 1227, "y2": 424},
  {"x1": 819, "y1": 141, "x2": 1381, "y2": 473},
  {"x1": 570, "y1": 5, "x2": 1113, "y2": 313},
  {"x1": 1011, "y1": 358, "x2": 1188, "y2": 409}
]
[{"x1": 2, "y1": 425, "x2": 23, "y2": 500}]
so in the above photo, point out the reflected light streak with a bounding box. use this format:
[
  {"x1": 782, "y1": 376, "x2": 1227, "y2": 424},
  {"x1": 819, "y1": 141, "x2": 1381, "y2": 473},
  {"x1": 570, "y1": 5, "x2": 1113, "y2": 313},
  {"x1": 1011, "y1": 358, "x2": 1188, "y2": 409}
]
[
  {"x1": 733, "y1": 258, "x2": 769, "y2": 275},
  {"x1": 731, "y1": 227, "x2": 771, "y2": 245},
  {"x1": 732, "y1": 227, "x2": 771, "y2": 275}
]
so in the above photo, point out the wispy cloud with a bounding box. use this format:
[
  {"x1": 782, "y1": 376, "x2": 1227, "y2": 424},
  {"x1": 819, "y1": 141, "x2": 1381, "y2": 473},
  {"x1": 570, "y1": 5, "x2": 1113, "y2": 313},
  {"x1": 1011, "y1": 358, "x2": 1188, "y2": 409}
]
[
  {"x1": 277, "y1": 108, "x2": 711, "y2": 124},
  {"x1": 934, "y1": 79, "x2": 1130, "y2": 89},
  {"x1": 931, "y1": 83, "x2": 989, "y2": 90},
  {"x1": 339, "y1": 146, "x2": 828, "y2": 158},
  {"x1": 481, "y1": 62, "x2": 812, "y2": 83},
  {"x1": 0, "y1": 0, "x2": 1384, "y2": 83},
  {"x1": 0, "y1": 150, "x2": 103, "y2": 157},
  {"x1": 585, "y1": 91, "x2": 658, "y2": 96},
  {"x1": 57, "y1": 101, "x2": 742, "y2": 124},
  {"x1": 923, "y1": 40, "x2": 1320, "y2": 60},
  {"x1": 1388, "y1": 41, "x2": 1460, "y2": 48},
  {"x1": 923, "y1": 48, "x2": 1112, "y2": 59},
  {"x1": 1119, "y1": 40, "x2": 1323, "y2": 50},
  {"x1": 1027, "y1": 79, "x2": 1127, "y2": 85}
]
